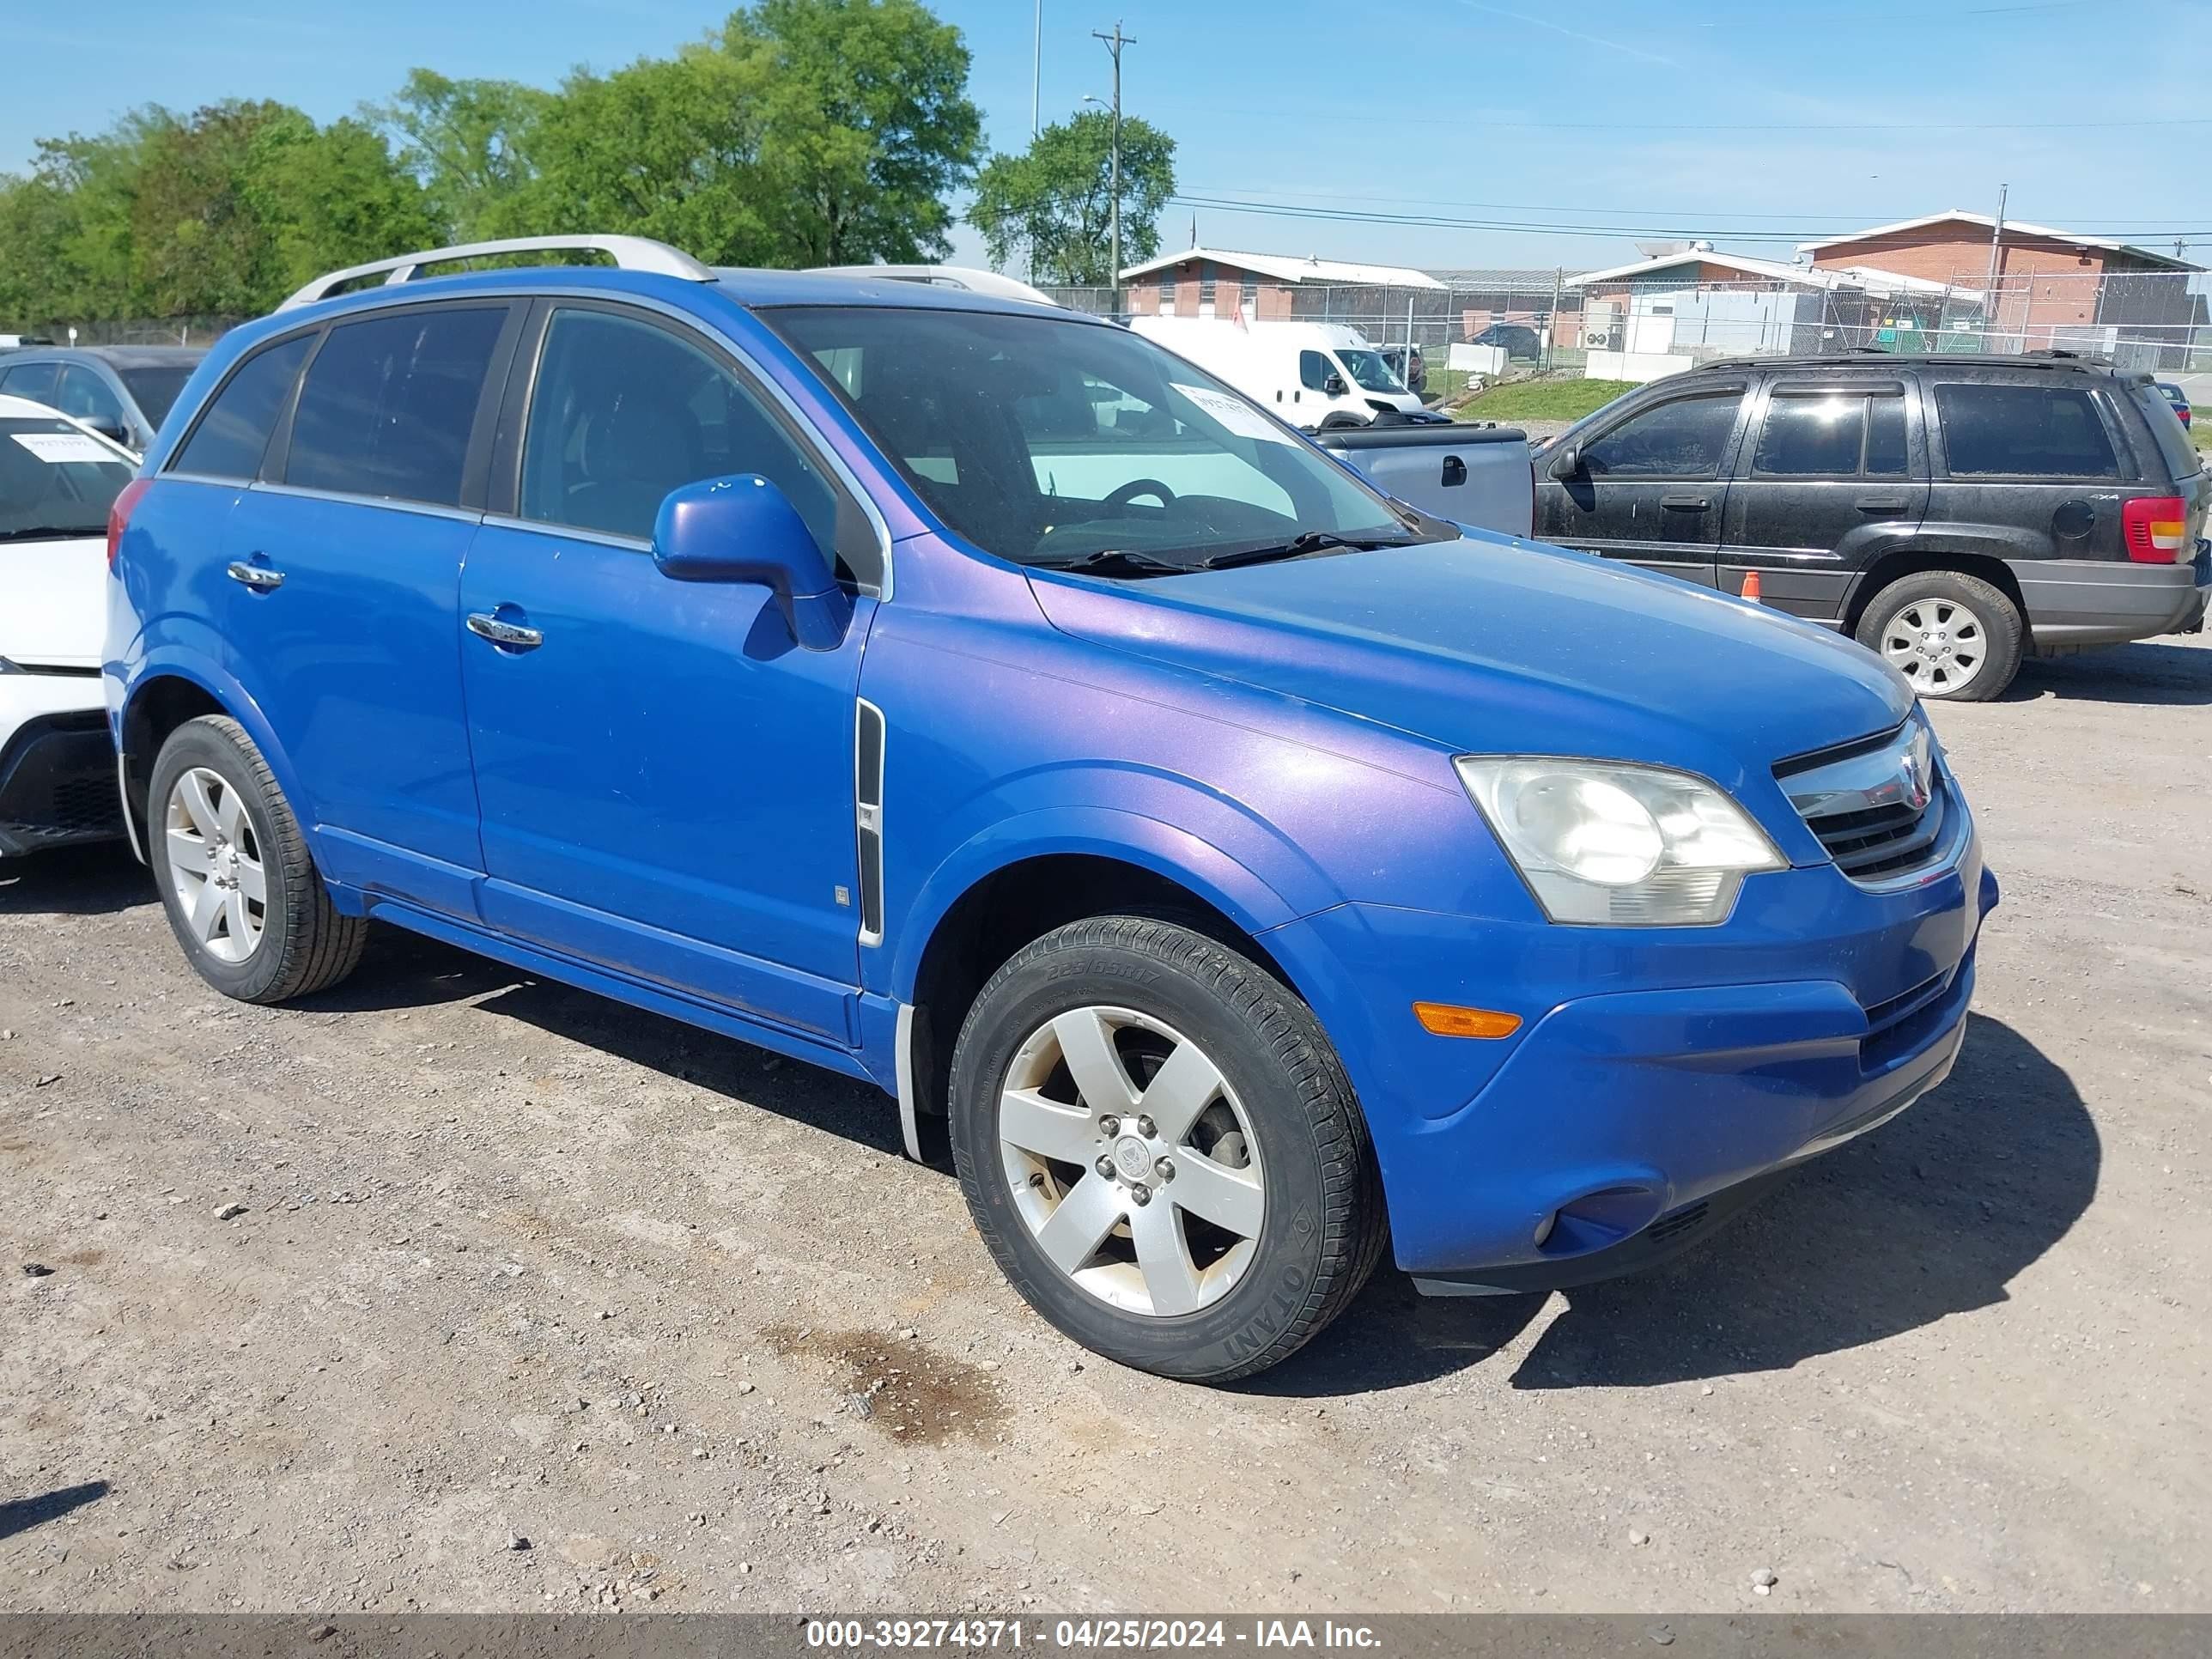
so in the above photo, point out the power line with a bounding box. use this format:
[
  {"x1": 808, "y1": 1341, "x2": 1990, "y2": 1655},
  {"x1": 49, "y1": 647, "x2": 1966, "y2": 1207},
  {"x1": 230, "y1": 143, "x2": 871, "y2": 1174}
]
[
  {"x1": 1143, "y1": 98, "x2": 2212, "y2": 135},
  {"x1": 1166, "y1": 193, "x2": 2212, "y2": 248},
  {"x1": 1178, "y1": 184, "x2": 2212, "y2": 228}
]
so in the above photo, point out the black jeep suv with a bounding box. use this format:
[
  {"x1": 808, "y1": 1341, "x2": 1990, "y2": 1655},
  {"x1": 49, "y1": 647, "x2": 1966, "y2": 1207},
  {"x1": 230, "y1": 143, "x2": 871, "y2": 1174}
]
[{"x1": 1534, "y1": 350, "x2": 2209, "y2": 700}]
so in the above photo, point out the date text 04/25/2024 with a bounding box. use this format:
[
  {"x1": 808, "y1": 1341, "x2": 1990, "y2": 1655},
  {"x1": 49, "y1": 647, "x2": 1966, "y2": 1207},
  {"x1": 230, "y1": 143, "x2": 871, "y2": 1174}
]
[{"x1": 803, "y1": 1620, "x2": 1383, "y2": 1650}]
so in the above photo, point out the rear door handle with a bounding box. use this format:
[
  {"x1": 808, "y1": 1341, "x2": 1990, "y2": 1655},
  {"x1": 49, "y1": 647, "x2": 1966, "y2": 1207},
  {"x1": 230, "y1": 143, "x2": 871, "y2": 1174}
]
[
  {"x1": 465, "y1": 612, "x2": 544, "y2": 650},
  {"x1": 226, "y1": 560, "x2": 284, "y2": 591},
  {"x1": 1659, "y1": 492, "x2": 1709, "y2": 510},
  {"x1": 1855, "y1": 496, "x2": 1911, "y2": 513}
]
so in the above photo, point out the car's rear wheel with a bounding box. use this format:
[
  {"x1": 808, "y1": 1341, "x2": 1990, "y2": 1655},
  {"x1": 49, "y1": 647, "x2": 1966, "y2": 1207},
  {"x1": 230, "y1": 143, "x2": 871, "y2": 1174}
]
[
  {"x1": 947, "y1": 916, "x2": 1386, "y2": 1382},
  {"x1": 1856, "y1": 570, "x2": 2023, "y2": 702},
  {"x1": 149, "y1": 715, "x2": 364, "y2": 1003}
]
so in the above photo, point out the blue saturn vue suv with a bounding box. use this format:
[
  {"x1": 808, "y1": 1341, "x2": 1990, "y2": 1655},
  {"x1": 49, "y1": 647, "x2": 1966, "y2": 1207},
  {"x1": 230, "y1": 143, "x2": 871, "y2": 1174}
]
[{"x1": 105, "y1": 235, "x2": 1996, "y2": 1382}]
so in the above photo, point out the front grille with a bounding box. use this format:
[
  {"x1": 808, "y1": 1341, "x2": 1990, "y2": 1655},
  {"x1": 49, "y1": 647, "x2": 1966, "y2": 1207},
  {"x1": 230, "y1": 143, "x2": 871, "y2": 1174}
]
[{"x1": 1777, "y1": 720, "x2": 1950, "y2": 886}]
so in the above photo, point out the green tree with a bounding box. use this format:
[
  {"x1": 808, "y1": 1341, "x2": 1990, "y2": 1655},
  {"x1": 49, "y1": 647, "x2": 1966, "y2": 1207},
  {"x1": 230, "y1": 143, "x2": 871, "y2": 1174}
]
[
  {"x1": 724, "y1": 0, "x2": 983, "y2": 265},
  {"x1": 374, "y1": 70, "x2": 550, "y2": 242},
  {"x1": 967, "y1": 109, "x2": 1176, "y2": 286},
  {"x1": 493, "y1": 46, "x2": 780, "y2": 263}
]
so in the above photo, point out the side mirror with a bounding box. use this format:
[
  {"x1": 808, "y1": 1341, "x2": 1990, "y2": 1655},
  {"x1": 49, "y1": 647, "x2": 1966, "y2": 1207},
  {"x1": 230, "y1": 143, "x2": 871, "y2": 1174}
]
[
  {"x1": 92, "y1": 420, "x2": 130, "y2": 445},
  {"x1": 1323, "y1": 374, "x2": 1347, "y2": 397},
  {"x1": 1550, "y1": 442, "x2": 1583, "y2": 480},
  {"x1": 653, "y1": 474, "x2": 853, "y2": 652}
]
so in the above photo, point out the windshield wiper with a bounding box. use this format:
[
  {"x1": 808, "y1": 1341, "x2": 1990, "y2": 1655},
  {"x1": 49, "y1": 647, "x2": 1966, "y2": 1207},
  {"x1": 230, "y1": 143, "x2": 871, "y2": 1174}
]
[
  {"x1": 0, "y1": 525, "x2": 103, "y2": 543},
  {"x1": 1194, "y1": 530, "x2": 1411, "y2": 570},
  {"x1": 1025, "y1": 547, "x2": 1197, "y2": 578}
]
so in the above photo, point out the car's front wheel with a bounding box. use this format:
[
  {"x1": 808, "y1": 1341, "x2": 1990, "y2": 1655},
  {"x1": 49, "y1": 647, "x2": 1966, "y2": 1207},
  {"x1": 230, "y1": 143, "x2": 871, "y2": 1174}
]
[
  {"x1": 947, "y1": 916, "x2": 1386, "y2": 1382},
  {"x1": 148, "y1": 715, "x2": 364, "y2": 1003}
]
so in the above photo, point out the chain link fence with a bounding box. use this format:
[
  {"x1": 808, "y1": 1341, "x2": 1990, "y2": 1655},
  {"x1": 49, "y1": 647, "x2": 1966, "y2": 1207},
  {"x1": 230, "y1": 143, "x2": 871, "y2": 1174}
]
[{"x1": 1043, "y1": 265, "x2": 2212, "y2": 376}]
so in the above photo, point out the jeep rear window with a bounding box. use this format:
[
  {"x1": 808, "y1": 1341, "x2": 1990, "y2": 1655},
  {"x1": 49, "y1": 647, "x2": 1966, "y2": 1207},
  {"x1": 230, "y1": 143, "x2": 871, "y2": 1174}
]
[
  {"x1": 1934, "y1": 383, "x2": 2118, "y2": 478},
  {"x1": 2129, "y1": 382, "x2": 2200, "y2": 479}
]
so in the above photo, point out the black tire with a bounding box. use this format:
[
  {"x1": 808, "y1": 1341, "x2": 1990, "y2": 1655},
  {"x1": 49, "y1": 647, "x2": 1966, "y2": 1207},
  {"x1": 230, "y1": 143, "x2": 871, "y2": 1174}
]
[
  {"x1": 1854, "y1": 569, "x2": 2024, "y2": 702},
  {"x1": 947, "y1": 916, "x2": 1387, "y2": 1383},
  {"x1": 147, "y1": 715, "x2": 365, "y2": 1003}
]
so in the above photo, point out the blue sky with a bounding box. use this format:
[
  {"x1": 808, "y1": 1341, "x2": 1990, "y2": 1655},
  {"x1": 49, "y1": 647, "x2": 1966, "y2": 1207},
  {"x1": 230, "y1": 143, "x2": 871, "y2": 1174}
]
[{"x1": 5, "y1": 0, "x2": 2209, "y2": 275}]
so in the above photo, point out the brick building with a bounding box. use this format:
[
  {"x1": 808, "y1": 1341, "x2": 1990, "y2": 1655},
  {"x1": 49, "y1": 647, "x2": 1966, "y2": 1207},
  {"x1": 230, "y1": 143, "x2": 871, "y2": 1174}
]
[
  {"x1": 1798, "y1": 210, "x2": 2203, "y2": 356},
  {"x1": 1118, "y1": 248, "x2": 1443, "y2": 324}
]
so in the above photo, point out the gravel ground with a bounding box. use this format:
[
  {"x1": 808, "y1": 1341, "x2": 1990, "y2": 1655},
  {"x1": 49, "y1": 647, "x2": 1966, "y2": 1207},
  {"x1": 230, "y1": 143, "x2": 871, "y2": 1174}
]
[{"x1": 3, "y1": 634, "x2": 2208, "y2": 1616}]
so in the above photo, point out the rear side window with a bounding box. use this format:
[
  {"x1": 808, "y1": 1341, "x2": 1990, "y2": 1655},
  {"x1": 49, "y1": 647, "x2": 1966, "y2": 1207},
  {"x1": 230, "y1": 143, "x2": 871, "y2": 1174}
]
[
  {"x1": 2129, "y1": 382, "x2": 2200, "y2": 478},
  {"x1": 284, "y1": 307, "x2": 506, "y2": 506},
  {"x1": 1935, "y1": 382, "x2": 2118, "y2": 478},
  {"x1": 1583, "y1": 390, "x2": 1742, "y2": 479},
  {"x1": 1753, "y1": 390, "x2": 1911, "y2": 477},
  {"x1": 173, "y1": 334, "x2": 313, "y2": 480},
  {"x1": 0, "y1": 363, "x2": 59, "y2": 405}
]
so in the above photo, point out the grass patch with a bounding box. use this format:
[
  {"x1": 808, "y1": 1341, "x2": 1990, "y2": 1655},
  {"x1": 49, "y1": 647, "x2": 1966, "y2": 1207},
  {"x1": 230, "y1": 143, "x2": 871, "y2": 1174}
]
[{"x1": 1455, "y1": 377, "x2": 1639, "y2": 423}]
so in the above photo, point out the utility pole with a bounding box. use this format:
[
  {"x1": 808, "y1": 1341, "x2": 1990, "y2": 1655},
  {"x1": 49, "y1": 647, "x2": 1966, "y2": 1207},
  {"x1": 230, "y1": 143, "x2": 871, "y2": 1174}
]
[
  {"x1": 1092, "y1": 21, "x2": 1133, "y2": 304},
  {"x1": 1982, "y1": 183, "x2": 2008, "y2": 351},
  {"x1": 1031, "y1": 0, "x2": 1042, "y2": 137}
]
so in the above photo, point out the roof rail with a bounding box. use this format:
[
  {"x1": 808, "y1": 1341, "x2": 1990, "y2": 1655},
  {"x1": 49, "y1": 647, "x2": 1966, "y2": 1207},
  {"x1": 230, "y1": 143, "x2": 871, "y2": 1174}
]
[{"x1": 278, "y1": 235, "x2": 714, "y2": 311}]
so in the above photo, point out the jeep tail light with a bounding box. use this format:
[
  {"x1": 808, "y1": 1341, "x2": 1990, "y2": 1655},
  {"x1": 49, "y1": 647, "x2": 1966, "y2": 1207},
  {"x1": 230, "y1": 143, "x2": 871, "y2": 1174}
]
[
  {"x1": 2121, "y1": 495, "x2": 2186, "y2": 563},
  {"x1": 106, "y1": 477, "x2": 152, "y2": 568}
]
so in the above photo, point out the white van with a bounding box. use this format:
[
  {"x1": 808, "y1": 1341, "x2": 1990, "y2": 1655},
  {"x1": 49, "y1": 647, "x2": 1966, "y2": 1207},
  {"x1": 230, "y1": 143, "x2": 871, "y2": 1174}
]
[{"x1": 1128, "y1": 317, "x2": 1428, "y2": 429}]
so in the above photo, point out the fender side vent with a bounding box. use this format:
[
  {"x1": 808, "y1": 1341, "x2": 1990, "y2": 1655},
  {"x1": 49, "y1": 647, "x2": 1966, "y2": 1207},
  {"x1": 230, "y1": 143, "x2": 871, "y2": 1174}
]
[
  {"x1": 855, "y1": 699, "x2": 885, "y2": 945},
  {"x1": 1644, "y1": 1200, "x2": 1710, "y2": 1246}
]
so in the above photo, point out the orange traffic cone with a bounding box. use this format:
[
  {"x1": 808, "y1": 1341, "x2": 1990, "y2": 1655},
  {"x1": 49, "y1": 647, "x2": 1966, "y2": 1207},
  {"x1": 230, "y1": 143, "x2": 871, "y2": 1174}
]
[{"x1": 1740, "y1": 570, "x2": 1763, "y2": 605}]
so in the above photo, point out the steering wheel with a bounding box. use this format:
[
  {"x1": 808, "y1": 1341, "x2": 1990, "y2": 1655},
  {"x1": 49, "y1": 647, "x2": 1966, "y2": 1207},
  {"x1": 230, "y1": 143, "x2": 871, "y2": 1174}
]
[{"x1": 1105, "y1": 477, "x2": 1178, "y2": 511}]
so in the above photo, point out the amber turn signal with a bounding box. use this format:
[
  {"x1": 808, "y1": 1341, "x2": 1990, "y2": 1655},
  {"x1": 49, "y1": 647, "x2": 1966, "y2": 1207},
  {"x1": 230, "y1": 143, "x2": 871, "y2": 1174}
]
[{"x1": 1412, "y1": 1001, "x2": 1522, "y2": 1039}]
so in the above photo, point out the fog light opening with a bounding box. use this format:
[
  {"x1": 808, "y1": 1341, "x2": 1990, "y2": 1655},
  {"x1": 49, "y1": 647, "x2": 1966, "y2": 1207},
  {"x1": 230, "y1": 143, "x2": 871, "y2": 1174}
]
[{"x1": 1532, "y1": 1211, "x2": 1558, "y2": 1249}]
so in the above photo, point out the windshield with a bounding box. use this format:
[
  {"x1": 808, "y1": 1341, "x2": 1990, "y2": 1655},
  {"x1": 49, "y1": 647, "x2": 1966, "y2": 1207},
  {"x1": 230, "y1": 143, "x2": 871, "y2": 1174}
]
[
  {"x1": 0, "y1": 416, "x2": 134, "y2": 539},
  {"x1": 764, "y1": 307, "x2": 1440, "y2": 571},
  {"x1": 119, "y1": 366, "x2": 195, "y2": 428},
  {"x1": 1335, "y1": 349, "x2": 1407, "y2": 395}
]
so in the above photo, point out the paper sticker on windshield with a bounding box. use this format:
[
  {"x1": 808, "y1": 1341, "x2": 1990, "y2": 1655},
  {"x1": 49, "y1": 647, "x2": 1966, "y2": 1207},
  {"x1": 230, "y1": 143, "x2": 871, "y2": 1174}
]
[
  {"x1": 11, "y1": 432, "x2": 118, "y2": 465},
  {"x1": 1170, "y1": 383, "x2": 1294, "y2": 446}
]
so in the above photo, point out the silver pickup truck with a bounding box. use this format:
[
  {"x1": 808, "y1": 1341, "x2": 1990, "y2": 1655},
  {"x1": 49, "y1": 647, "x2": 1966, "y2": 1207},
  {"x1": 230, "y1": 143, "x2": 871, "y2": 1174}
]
[{"x1": 1316, "y1": 423, "x2": 1534, "y2": 538}]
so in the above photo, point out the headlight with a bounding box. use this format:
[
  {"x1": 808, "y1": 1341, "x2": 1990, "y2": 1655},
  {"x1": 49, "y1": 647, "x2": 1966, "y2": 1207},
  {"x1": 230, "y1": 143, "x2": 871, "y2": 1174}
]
[
  {"x1": 0, "y1": 656, "x2": 21, "y2": 675},
  {"x1": 1455, "y1": 757, "x2": 1785, "y2": 926}
]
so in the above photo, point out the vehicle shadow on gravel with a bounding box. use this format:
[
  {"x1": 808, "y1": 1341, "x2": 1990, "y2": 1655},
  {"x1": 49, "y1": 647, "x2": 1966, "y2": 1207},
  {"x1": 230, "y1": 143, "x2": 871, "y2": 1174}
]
[
  {"x1": 0, "y1": 845, "x2": 151, "y2": 915},
  {"x1": 2004, "y1": 641, "x2": 2212, "y2": 706},
  {"x1": 1247, "y1": 1012, "x2": 2098, "y2": 1397},
  {"x1": 304, "y1": 926, "x2": 909, "y2": 1156}
]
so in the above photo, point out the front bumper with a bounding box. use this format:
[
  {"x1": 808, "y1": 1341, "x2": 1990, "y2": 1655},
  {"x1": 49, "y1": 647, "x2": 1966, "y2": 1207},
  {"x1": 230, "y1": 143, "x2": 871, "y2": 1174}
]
[
  {"x1": 0, "y1": 675, "x2": 121, "y2": 857},
  {"x1": 1264, "y1": 811, "x2": 1994, "y2": 1287},
  {"x1": 2014, "y1": 547, "x2": 2210, "y2": 649}
]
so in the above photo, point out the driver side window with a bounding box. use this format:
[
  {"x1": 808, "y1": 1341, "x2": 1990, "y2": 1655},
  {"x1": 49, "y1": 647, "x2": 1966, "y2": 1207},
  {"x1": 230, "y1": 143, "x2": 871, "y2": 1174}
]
[
  {"x1": 1582, "y1": 390, "x2": 1743, "y2": 480},
  {"x1": 1299, "y1": 350, "x2": 1334, "y2": 393},
  {"x1": 519, "y1": 307, "x2": 866, "y2": 580}
]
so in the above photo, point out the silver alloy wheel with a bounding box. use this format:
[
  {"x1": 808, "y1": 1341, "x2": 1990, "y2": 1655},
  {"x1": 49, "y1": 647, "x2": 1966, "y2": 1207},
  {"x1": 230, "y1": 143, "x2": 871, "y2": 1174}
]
[
  {"x1": 1881, "y1": 597, "x2": 1986, "y2": 696},
  {"x1": 164, "y1": 766, "x2": 267, "y2": 964},
  {"x1": 997, "y1": 1006, "x2": 1265, "y2": 1317}
]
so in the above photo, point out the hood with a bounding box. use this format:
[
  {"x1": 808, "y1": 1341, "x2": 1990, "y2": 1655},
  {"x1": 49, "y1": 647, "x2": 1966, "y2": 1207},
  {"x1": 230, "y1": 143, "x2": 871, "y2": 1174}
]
[
  {"x1": 0, "y1": 533, "x2": 108, "y2": 670},
  {"x1": 1028, "y1": 535, "x2": 1912, "y2": 782}
]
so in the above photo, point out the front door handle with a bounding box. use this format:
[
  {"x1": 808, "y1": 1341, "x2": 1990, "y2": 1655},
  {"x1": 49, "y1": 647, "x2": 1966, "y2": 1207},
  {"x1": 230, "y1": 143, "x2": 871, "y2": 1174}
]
[
  {"x1": 226, "y1": 560, "x2": 284, "y2": 592},
  {"x1": 1659, "y1": 491, "x2": 1710, "y2": 510},
  {"x1": 1855, "y1": 496, "x2": 1911, "y2": 513},
  {"x1": 465, "y1": 612, "x2": 544, "y2": 650}
]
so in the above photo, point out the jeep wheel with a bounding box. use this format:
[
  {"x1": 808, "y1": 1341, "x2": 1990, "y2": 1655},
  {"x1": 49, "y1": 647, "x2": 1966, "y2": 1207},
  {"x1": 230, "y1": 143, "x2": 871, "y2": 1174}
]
[
  {"x1": 1856, "y1": 570, "x2": 2023, "y2": 702},
  {"x1": 149, "y1": 715, "x2": 365, "y2": 1003},
  {"x1": 947, "y1": 916, "x2": 1386, "y2": 1382}
]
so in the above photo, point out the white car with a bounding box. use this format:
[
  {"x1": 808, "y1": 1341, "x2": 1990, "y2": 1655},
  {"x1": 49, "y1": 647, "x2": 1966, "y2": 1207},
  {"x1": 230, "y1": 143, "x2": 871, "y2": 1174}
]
[{"x1": 0, "y1": 393, "x2": 137, "y2": 857}]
